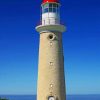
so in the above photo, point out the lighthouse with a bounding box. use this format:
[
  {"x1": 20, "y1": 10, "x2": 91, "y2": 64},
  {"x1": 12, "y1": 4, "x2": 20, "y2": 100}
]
[{"x1": 36, "y1": 0, "x2": 66, "y2": 100}]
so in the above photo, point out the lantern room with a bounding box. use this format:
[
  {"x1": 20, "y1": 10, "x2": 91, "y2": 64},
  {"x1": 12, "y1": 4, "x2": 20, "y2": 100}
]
[{"x1": 41, "y1": 0, "x2": 60, "y2": 25}]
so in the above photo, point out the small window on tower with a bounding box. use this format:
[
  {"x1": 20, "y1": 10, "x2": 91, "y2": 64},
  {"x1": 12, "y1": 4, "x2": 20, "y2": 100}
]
[
  {"x1": 50, "y1": 42, "x2": 53, "y2": 46},
  {"x1": 49, "y1": 8, "x2": 52, "y2": 12},
  {"x1": 48, "y1": 96, "x2": 55, "y2": 100},
  {"x1": 49, "y1": 3, "x2": 52, "y2": 7},
  {"x1": 44, "y1": 3, "x2": 49, "y2": 8},
  {"x1": 44, "y1": 8, "x2": 49, "y2": 13},
  {"x1": 53, "y1": 4, "x2": 57, "y2": 7},
  {"x1": 50, "y1": 62, "x2": 53, "y2": 66},
  {"x1": 50, "y1": 84, "x2": 53, "y2": 87},
  {"x1": 53, "y1": 8, "x2": 56, "y2": 12},
  {"x1": 48, "y1": 34, "x2": 53, "y2": 40},
  {"x1": 56, "y1": 4, "x2": 59, "y2": 8}
]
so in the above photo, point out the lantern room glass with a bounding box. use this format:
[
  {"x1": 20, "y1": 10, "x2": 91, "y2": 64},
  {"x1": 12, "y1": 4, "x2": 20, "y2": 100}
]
[{"x1": 42, "y1": 3, "x2": 59, "y2": 13}]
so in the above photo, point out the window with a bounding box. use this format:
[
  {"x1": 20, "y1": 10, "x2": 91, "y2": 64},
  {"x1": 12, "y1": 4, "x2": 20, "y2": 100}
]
[
  {"x1": 44, "y1": 3, "x2": 49, "y2": 8},
  {"x1": 50, "y1": 84, "x2": 53, "y2": 88},
  {"x1": 50, "y1": 62, "x2": 53, "y2": 66},
  {"x1": 44, "y1": 8, "x2": 48, "y2": 13},
  {"x1": 48, "y1": 96, "x2": 55, "y2": 100},
  {"x1": 56, "y1": 4, "x2": 58, "y2": 8},
  {"x1": 50, "y1": 42, "x2": 53, "y2": 46},
  {"x1": 49, "y1": 3, "x2": 52, "y2": 7},
  {"x1": 42, "y1": 3, "x2": 59, "y2": 13},
  {"x1": 49, "y1": 8, "x2": 52, "y2": 12},
  {"x1": 53, "y1": 8, "x2": 56, "y2": 12},
  {"x1": 53, "y1": 4, "x2": 57, "y2": 7}
]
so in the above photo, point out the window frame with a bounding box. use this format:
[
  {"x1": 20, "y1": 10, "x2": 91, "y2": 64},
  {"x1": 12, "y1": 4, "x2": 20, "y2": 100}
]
[{"x1": 42, "y1": 3, "x2": 59, "y2": 14}]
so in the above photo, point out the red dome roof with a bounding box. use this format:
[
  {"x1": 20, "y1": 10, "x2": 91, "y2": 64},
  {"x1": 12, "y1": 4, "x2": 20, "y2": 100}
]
[{"x1": 42, "y1": 0, "x2": 59, "y2": 4}]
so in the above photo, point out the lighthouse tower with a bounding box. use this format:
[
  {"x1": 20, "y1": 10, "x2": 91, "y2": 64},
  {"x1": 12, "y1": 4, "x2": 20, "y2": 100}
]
[{"x1": 36, "y1": 0, "x2": 66, "y2": 100}]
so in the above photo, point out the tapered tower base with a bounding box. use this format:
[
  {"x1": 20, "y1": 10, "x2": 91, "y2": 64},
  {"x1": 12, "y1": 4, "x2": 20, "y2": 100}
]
[{"x1": 37, "y1": 30, "x2": 66, "y2": 100}]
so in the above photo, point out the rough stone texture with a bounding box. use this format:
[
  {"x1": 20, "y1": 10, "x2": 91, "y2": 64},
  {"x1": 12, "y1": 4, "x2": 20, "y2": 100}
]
[{"x1": 37, "y1": 31, "x2": 66, "y2": 100}]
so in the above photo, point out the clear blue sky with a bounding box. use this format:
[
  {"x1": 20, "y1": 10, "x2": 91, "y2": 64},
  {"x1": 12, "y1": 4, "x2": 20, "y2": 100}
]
[{"x1": 0, "y1": 0, "x2": 100, "y2": 95}]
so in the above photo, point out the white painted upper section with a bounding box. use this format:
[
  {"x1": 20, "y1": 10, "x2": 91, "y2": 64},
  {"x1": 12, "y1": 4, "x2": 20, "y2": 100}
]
[
  {"x1": 42, "y1": 12, "x2": 60, "y2": 25},
  {"x1": 42, "y1": 12, "x2": 59, "y2": 19}
]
